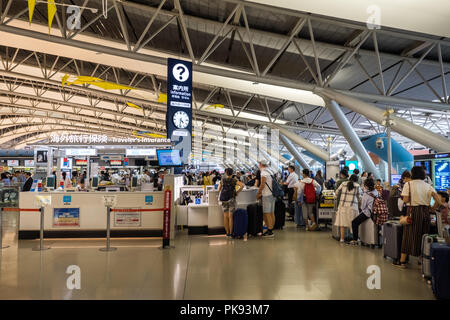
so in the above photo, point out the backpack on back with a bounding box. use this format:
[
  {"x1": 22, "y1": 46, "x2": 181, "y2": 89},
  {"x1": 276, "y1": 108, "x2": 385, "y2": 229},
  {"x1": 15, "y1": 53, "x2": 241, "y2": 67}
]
[
  {"x1": 264, "y1": 173, "x2": 284, "y2": 199},
  {"x1": 304, "y1": 181, "x2": 316, "y2": 204},
  {"x1": 370, "y1": 193, "x2": 389, "y2": 225},
  {"x1": 220, "y1": 177, "x2": 236, "y2": 202}
]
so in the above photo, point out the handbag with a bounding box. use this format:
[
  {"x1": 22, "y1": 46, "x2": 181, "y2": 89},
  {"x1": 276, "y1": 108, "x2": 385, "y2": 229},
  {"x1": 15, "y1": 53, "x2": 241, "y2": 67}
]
[{"x1": 399, "y1": 182, "x2": 412, "y2": 225}]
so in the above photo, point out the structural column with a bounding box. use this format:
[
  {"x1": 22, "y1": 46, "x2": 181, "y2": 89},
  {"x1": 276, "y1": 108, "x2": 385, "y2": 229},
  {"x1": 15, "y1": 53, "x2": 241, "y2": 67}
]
[
  {"x1": 327, "y1": 100, "x2": 381, "y2": 179},
  {"x1": 270, "y1": 124, "x2": 329, "y2": 162},
  {"x1": 319, "y1": 89, "x2": 450, "y2": 152},
  {"x1": 279, "y1": 134, "x2": 311, "y2": 171}
]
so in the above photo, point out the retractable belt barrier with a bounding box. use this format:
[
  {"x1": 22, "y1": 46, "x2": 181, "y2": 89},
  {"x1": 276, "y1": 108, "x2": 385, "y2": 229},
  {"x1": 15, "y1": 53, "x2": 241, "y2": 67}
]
[
  {"x1": 0, "y1": 207, "x2": 48, "y2": 251},
  {"x1": 100, "y1": 189, "x2": 173, "y2": 252},
  {"x1": 2, "y1": 189, "x2": 173, "y2": 252}
]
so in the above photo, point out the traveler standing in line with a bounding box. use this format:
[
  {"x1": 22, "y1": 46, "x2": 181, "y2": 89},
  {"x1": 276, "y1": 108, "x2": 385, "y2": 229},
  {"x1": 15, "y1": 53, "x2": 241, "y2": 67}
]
[
  {"x1": 349, "y1": 178, "x2": 378, "y2": 245},
  {"x1": 294, "y1": 169, "x2": 321, "y2": 231},
  {"x1": 283, "y1": 165, "x2": 298, "y2": 207},
  {"x1": 335, "y1": 169, "x2": 349, "y2": 190},
  {"x1": 254, "y1": 169, "x2": 261, "y2": 188},
  {"x1": 203, "y1": 172, "x2": 213, "y2": 185},
  {"x1": 218, "y1": 168, "x2": 244, "y2": 238},
  {"x1": 360, "y1": 171, "x2": 368, "y2": 187},
  {"x1": 314, "y1": 170, "x2": 325, "y2": 190},
  {"x1": 335, "y1": 174, "x2": 360, "y2": 243},
  {"x1": 22, "y1": 172, "x2": 34, "y2": 191},
  {"x1": 353, "y1": 169, "x2": 361, "y2": 186},
  {"x1": 389, "y1": 170, "x2": 411, "y2": 217},
  {"x1": 396, "y1": 166, "x2": 442, "y2": 268},
  {"x1": 256, "y1": 160, "x2": 275, "y2": 238}
]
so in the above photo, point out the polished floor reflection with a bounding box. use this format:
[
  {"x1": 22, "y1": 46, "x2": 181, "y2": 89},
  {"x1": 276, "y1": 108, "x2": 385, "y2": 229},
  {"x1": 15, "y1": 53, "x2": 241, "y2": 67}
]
[{"x1": 0, "y1": 211, "x2": 435, "y2": 300}]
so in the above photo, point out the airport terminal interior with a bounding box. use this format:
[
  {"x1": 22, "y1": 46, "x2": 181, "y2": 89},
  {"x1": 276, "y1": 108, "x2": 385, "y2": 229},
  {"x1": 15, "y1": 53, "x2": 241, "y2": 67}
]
[{"x1": 0, "y1": 0, "x2": 449, "y2": 301}]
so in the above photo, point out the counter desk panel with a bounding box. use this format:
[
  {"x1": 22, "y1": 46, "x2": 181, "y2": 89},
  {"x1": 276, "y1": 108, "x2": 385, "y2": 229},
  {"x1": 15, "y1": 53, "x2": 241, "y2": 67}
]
[{"x1": 18, "y1": 191, "x2": 175, "y2": 239}]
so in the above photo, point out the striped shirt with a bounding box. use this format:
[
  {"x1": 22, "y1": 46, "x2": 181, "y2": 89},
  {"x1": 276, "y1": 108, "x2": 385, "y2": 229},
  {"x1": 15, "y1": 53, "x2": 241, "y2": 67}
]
[{"x1": 336, "y1": 181, "x2": 360, "y2": 210}]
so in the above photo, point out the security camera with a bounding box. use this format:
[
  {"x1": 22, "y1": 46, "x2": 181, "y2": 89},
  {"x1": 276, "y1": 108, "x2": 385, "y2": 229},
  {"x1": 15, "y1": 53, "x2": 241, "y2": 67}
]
[{"x1": 376, "y1": 137, "x2": 384, "y2": 149}]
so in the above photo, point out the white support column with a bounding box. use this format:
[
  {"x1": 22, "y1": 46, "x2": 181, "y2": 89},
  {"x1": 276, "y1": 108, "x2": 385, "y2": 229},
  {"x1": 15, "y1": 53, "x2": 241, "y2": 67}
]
[
  {"x1": 270, "y1": 124, "x2": 329, "y2": 162},
  {"x1": 319, "y1": 89, "x2": 450, "y2": 152},
  {"x1": 279, "y1": 134, "x2": 311, "y2": 171},
  {"x1": 327, "y1": 99, "x2": 381, "y2": 180}
]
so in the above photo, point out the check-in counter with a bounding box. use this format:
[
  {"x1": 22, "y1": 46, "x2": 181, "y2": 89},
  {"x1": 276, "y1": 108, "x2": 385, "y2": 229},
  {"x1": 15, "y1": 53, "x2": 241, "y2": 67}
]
[
  {"x1": 177, "y1": 188, "x2": 258, "y2": 235},
  {"x1": 18, "y1": 191, "x2": 175, "y2": 240}
]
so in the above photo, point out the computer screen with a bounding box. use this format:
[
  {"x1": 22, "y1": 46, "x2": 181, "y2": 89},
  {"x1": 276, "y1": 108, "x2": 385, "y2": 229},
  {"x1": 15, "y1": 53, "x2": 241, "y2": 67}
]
[
  {"x1": 391, "y1": 174, "x2": 401, "y2": 186},
  {"x1": 91, "y1": 176, "x2": 99, "y2": 188},
  {"x1": 434, "y1": 160, "x2": 450, "y2": 191},
  {"x1": 157, "y1": 149, "x2": 182, "y2": 166},
  {"x1": 46, "y1": 176, "x2": 55, "y2": 189}
]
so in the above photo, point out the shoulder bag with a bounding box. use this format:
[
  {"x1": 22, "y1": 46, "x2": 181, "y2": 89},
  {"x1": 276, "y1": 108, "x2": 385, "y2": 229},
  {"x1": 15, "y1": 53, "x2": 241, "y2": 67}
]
[{"x1": 399, "y1": 182, "x2": 413, "y2": 225}]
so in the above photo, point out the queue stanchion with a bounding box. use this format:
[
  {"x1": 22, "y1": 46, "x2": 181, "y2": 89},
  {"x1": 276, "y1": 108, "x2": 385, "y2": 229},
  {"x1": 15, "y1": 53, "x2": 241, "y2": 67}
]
[
  {"x1": 32, "y1": 206, "x2": 50, "y2": 251},
  {"x1": 100, "y1": 195, "x2": 117, "y2": 252},
  {"x1": 160, "y1": 188, "x2": 174, "y2": 250},
  {"x1": 0, "y1": 208, "x2": 10, "y2": 250}
]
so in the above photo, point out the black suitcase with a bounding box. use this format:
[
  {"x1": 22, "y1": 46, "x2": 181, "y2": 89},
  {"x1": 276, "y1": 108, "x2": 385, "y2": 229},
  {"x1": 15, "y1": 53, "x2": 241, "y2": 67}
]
[
  {"x1": 247, "y1": 203, "x2": 263, "y2": 236},
  {"x1": 274, "y1": 199, "x2": 286, "y2": 229}
]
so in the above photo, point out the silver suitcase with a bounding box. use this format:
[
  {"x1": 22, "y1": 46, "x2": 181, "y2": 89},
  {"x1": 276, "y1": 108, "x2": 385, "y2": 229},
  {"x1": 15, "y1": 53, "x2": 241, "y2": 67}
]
[{"x1": 359, "y1": 217, "x2": 381, "y2": 248}]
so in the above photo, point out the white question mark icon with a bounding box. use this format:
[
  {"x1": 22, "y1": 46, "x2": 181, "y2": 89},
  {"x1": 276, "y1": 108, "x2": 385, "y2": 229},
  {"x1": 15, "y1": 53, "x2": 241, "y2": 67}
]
[{"x1": 172, "y1": 63, "x2": 189, "y2": 82}]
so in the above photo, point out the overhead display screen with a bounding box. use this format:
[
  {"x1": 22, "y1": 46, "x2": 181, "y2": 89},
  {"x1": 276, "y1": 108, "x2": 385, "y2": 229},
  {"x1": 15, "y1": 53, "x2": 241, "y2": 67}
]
[
  {"x1": 415, "y1": 160, "x2": 431, "y2": 176},
  {"x1": 157, "y1": 149, "x2": 182, "y2": 167},
  {"x1": 7, "y1": 160, "x2": 19, "y2": 166},
  {"x1": 434, "y1": 160, "x2": 450, "y2": 191}
]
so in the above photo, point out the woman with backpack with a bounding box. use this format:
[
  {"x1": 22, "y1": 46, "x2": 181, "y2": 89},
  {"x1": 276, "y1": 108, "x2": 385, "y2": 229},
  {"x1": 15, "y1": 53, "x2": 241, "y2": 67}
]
[
  {"x1": 349, "y1": 178, "x2": 378, "y2": 245},
  {"x1": 218, "y1": 168, "x2": 244, "y2": 238},
  {"x1": 335, "y1": 174, "x2": 360, "y2": 243}
]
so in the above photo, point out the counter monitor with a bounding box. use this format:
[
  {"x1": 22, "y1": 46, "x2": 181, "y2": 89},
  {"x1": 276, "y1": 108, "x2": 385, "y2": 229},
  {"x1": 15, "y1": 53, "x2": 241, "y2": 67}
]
[{"x1": 157, "y1": 149, "x2": 182, "y2": 167}]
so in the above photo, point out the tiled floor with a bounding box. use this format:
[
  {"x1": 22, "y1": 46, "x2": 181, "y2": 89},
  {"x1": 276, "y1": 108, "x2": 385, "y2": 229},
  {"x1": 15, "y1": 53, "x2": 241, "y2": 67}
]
[{"x1": 0, "y1": 211, "x2": 435, "y2": 299}]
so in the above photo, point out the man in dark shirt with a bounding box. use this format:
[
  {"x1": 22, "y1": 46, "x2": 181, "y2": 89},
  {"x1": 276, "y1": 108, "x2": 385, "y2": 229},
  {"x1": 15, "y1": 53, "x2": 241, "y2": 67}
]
[{"x1": 22, "y1": 172, "x2": 34, "y2": 191}]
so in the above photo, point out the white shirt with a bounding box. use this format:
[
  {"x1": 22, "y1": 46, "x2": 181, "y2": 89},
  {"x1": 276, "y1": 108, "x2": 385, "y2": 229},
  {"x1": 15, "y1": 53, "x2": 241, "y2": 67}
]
[
  {"x1": 260, "y1": 168, "x2": 273, "y2": 197},
  {"x1": 401, "y1": 180, "x2": 435, "y2": 206},
  {"x1": 293, "y1": 177, "x2": 321, "y2": 200},
  {"x1": 286, "y1": 172, "x2": 298, "y2": 188}
]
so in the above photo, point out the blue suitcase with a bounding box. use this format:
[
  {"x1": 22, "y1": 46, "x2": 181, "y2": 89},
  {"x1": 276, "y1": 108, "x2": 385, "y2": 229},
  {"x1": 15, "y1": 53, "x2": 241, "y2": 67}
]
[
  {"x1": 233, "y1": 209, "x2": 248, "y2": 238},
  {"x1": 430, "y1": 242, "x2": 450, "y2": 300}
]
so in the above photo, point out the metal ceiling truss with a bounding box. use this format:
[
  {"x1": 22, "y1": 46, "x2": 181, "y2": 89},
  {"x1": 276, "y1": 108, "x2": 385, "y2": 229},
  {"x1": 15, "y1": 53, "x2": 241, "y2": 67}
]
[{"x1": 0, "y1": 0, "x2": 448, "y2": 151}]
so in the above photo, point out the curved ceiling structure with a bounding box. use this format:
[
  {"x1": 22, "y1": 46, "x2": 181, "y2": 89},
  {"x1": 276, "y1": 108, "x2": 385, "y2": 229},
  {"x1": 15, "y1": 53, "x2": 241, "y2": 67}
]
[{"x1": 0, "y1": 0, "x2": 447, "y2": 156}]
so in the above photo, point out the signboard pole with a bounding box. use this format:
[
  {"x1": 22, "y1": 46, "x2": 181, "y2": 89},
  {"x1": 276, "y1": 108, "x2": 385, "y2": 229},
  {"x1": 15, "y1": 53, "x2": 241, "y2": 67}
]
[
  {"x1": 0, "y1": 208, "x2": 9, "y2": 249},
  {"x1": 161, "y1": 188, "x2": 174, "y2": 249},
  {"x1": 32, "y1": 207, "x2": 51, "y2": 251},
  {"x1": 100, "y1": 207, "x2": 117, "y2": 252}
]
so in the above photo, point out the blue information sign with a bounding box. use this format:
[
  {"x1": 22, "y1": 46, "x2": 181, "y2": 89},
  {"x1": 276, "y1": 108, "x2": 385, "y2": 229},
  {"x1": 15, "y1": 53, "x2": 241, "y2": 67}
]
[
  {"x1": 63, "y1": 195, "x2": 72, "y2": 205},
  {"x1": 145, "y1": 195, "x2": 154, "y2": 205},
  {"x1": 166, "y1": 58, "x2": 192, "y2": 166}
]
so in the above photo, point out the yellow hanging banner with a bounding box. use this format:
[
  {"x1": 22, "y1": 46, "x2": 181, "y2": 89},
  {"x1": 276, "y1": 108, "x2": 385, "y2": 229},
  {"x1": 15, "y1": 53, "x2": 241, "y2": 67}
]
[
  {"x1": 48, "y1": 0, "x2": 57, "y2": 33},
  {"x1": 28, "y1": 0, "x2": 36, "y2": 24},
  {"x1": 157, "y1": 93, "x2": 167, "y2": 103},
  {"x1": 61, "y1": 74, "x2": 135, "y2": 90},
  {"x1": 126, "y1": 102, "x2": 143, "y2": 110}
]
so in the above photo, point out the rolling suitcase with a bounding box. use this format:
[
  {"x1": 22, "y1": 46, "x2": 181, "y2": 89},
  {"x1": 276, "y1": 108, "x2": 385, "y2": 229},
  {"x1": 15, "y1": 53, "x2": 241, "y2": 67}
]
[
  {"x1": 233, "y1": 209, "x2": 248, "y2": 238},
  {"x1": 359, "y1": 218, "x2": 381, "y2": 248},
  {"x1": 430, "y1": 242, "x2": 450, "y2": 300},
  {"x1": 383, "y1": 220, "x2": 403, "y2": 264},
  {"x1": 247, "y1": 203, "x2": 263, "y2": 236},
  {"x1": 422, "y1": 234, "x2": 445, "y2": 280},
  {"x1": 274, "y1": 199, "x2": 286, "y2": 229}
]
